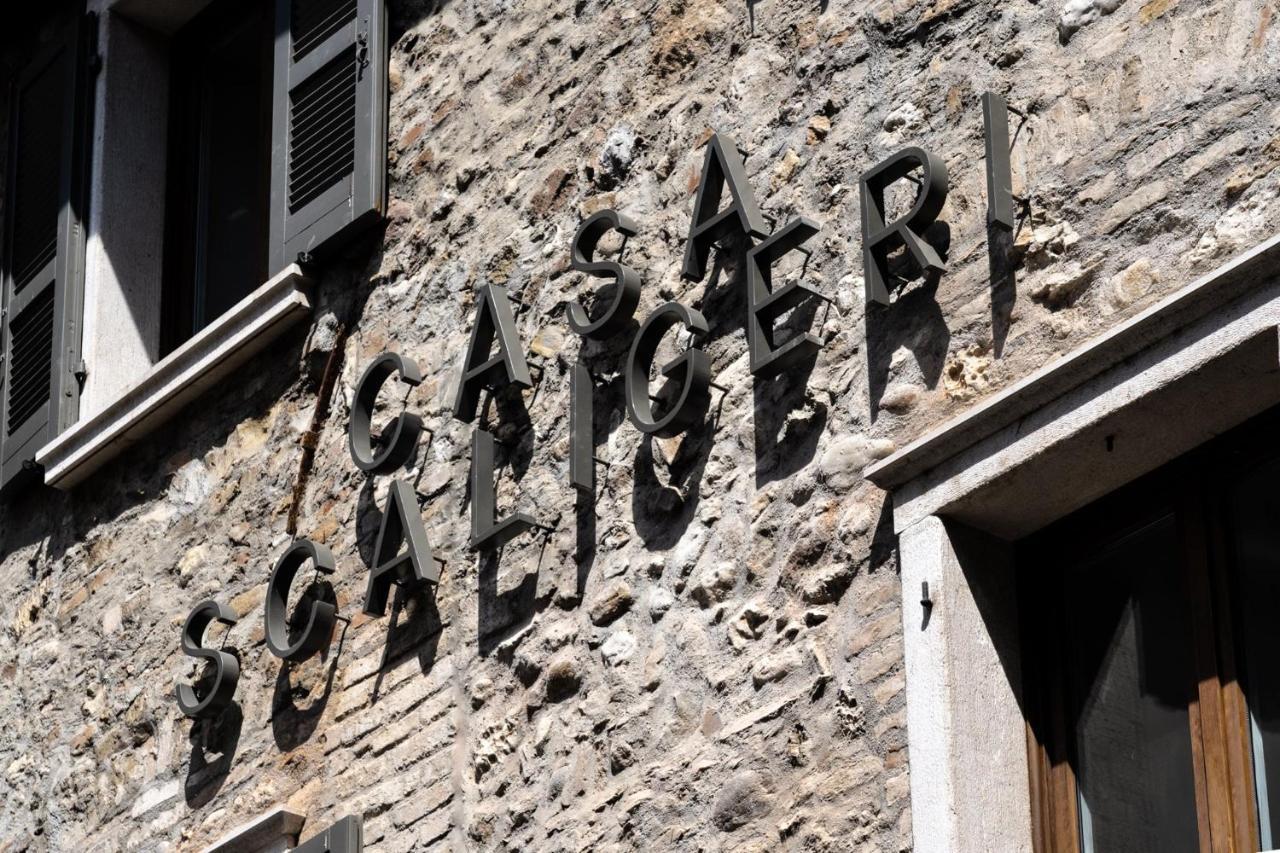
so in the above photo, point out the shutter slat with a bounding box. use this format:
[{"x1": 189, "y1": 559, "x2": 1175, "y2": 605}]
[
  {"x1": 286, "y1": 45, "x2": 357, "y2": 213},
  {"x1": 4, "y1": 287, "x2": 54, "y2": 435},
  {"x1": 293, "y1": 0, "x2": 355, "y2": 34},
  {"x1": 270, "y1": 0, "x2": 385, "y2": 271},
  {"x1": 288, "y1": 149, "x2": 355, "y2": 212},
  {"x1": 10, "y1": 49, "x2": 67, "y2": 295},
  {"x1": 289, "y1": 151, "x2": 354, "y2": 205},
  {"x1": 4, "y1": 260, "x2": 54, "y2": 319},
  {"x1": 288, "y1": 89, "x2": 356, "y2": 159},
  {"x1": 289, "y1": 110, "x2": 356, "y2": 172},
  {"x1": 288, "y1": 121, "x2": 356, "y2": 187},
  {"x1": 290, "y1": 76, "x2": 355, "y2": 132},
  {"x1": 291, "y1": 0, "x2": 356, "y2": 61},
  {"x1": 290, "y1": 50, "x2": 355, "y2": 110},
  {"x1": 14, "y1": 238, "x2": 56, "y2": 292},
  {"x1": 290, "y1": 85, "x2": 355, "y2": 132}
]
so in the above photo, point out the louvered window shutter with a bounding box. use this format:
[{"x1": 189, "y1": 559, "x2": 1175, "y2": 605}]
[
  {"x1": 269, "y1": 0, "x2": 387, "y2": 273},
  {"x1": 0, "y1": 15, "x2": 91, "y2": 496}
]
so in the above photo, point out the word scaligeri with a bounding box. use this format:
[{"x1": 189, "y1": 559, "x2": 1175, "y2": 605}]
[{"x1": 176, "y1": 95, "x2": 1019, "y2": 722}]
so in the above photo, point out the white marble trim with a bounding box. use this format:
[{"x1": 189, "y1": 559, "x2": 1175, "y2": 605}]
[
  {"x1": 200, "y1": 806, "x2": 305, "y2": 853},
  {"x1": 36, "y1": 265, "x2": 313, "y2": 489}
]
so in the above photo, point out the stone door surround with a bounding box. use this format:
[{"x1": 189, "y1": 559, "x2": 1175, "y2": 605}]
[{"x1": 867, "y1": 234, "x2": 1280, "y2": 852}]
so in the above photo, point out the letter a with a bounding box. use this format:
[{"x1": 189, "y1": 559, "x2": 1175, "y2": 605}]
[
  {"x1": 364, "y1": 480, "x2": 440, "y2": 616},
  {"x1": 452, "y1": 284, "x2": 532, "y2": 423},
  {"x1": 681, "y1": 133, "x2": 769, "y2": 282}
]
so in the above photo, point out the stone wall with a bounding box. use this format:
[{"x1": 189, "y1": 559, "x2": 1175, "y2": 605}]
[{"x1": 1, "y1": 0, "x2": 1279, "y2": 850}]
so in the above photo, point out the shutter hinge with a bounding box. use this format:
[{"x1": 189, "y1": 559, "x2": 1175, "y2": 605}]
[
  {"x1": 356, "y1": 25, "x2": 370, "y2": 76},
  {"x1": 73, "y1": 360, "x2": 88, "y2": 387}
]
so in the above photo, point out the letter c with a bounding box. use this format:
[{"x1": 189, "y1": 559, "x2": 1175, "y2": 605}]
[
  {"x1": 265, "y1": 539, "x2": 337, "y2": 663},
  {"x1": 349, "y1": 352, "x2": 424, "y2": 474}
]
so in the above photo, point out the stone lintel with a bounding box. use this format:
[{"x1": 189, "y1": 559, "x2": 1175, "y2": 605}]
[{"x1": 868, "y1": 234, "x2": 1280, "y2": 538}]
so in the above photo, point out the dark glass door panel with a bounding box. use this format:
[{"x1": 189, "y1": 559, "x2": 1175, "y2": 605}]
[{"x1": 1064, "y1": 515, "x2": 1201, "y2": 853}]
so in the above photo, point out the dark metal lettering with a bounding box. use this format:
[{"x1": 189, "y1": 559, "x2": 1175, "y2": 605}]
[
  {"x1": 452, "y1": 284, "x2": 533, "y2": 423},
  {"x1": 569, "y1": 210, "x2": 642, "y2": 339},
  {"x1": 747, "y1": 216, "x2": 824, "y2": 378},
  {"x1": 681, "y1": 133, "x2": 768, "y2": 282},
  {"x1": 349, "y1": 352, "x2": 424, "y2": 473},
  {"x1": 570, "y1": 362, "x2": 594, "y2": 493},
  {"x1": 470, "y1": 428, "x2": 536, "y2": 550},
  {"x1": 176, "y1": 600, "x2": 240, "y2": 719},
  {"x1": 265, "y1": 539, "x2": 337, "y2": 662},
  {"x1": 625, "y1": 302, "x2": 712, "y2": 437},
  {"x1": 983, "y1": 92, "x2": 1015, "y2": 230},
  {"x1": 363, "y1": 479, "x2": 440, "y2": 615},
  {"x1": 859, "y1": 146, "x2": 949, "y2": 305}
]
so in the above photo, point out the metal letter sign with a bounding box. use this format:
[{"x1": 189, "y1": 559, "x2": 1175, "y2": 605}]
[
  {"x1": 363, "y1": 479, "x2": 440, "y2": 615},
  {"x1": 625, "y1": 302, "x2": 712, "y2": 437},
  {"x1": 682, "y1": 133, "x2": 769, "y2": 281},
  {"x1": 349, "y1": 352, "x2": 424, "y2": 473},
  {"x1": 569, "y1": 210, "x2": 642, "y2": 339},
  {"x1": 177, "y1": 600, "x2": 240, "y2": 719},
  {"x1": 265, "y1": 539, "x2": 337, "y2": 663},
  {"x1": 747, "y1": 216, "x2": 824, "y2": 378},
  {"x1": 452, "y1": 284, "x2": 532, "y2": 423},
  {"x1": 172, "y1": 123, "x2": 1030, "y2": 776},
  {"x1": 983, "y1": 92, "x2": 1015, "y2": 231},
  {"x1": 294, "y1": 816, "x2": 363, "y2": 853},
  {"x1": 470, "y1": 428, "x2": 537, "y2": 550},
  {"x1": 859, "y1": 146, "x2": 949, "y2": 305},
  {"x1": 570, "y1": 362, "x2": 595, "y2": 493}
]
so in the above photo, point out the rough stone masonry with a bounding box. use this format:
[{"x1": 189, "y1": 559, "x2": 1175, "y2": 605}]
[{"x1": 1, "y1": 0, "x2": 1279, "y2": 850}]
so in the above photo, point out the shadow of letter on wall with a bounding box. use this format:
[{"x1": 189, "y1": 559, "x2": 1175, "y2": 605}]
[
  {"x1": 185, "y1": 698, "x2": 242, "y2": 808},
  {"x1": 989, "y1": 225, "x2": 1018, "y2": 358}
]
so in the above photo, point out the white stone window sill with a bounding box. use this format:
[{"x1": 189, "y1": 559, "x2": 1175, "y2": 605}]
[{"x1": 36, "y1": 265, "x2": 313, "y2": 489}]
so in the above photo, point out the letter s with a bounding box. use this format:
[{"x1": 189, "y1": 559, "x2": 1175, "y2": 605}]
[
  {"x1": 568, "y1": 209, "x2": 641, "y2": 340},
  {"x1": 176, "y1": 600, "x2": 240, "y2": 719}
]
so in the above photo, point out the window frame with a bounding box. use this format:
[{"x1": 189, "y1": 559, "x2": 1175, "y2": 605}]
[
  {"x1": 21, "y1": 0, "x2": 389, "y2": 495},
  {"x1": 160, "y1": 0, "x2": 275, "y2": 356},
  {"x1": 1018, "y1": 410, "x2": 1280, "y2": 853}
]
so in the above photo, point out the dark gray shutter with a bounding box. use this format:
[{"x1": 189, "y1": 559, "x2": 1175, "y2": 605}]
[
  {"x1": 269, "y1": 0, "x2": 387, "y2": 273},
  {"x1": 0, "y1": 14, "x2": 91, "y2": 496}
]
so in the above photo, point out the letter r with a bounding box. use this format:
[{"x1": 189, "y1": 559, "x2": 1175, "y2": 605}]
[{"x1": 859, "y1": 147, "x2": 949, "y2": 306}]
